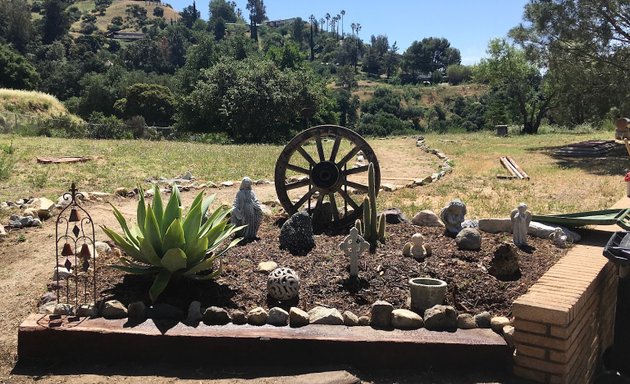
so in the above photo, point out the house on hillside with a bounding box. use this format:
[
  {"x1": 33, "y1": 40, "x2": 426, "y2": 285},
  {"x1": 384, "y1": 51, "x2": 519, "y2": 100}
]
[
  {"x1": 265, "y1": 18, "x2": 297, "y2": 28},
  {"x1": 105, "y1": 31, "x2": 146, "y2": 41}
]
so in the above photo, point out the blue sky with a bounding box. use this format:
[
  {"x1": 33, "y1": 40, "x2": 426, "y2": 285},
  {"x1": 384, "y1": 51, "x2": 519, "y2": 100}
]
[{"x1": 167, "y1": 0, "x2": 530, "y2": 65}]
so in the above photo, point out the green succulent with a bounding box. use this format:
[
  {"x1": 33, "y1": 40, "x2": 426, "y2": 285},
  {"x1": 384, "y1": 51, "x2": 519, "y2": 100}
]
[{"x1": 102, "y1": 185, "x2": 243, "y2": 302}]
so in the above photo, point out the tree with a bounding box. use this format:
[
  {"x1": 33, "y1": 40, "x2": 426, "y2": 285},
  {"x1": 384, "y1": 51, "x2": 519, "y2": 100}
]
[
  {"x1": 177, "y1": 57, "x2": 324, "y2": 142},
  {"x1": 510, "y1": 0, "x2": 630, "y2": 122},
  {"x1": 474, "y1": 39, "x2": 554, "y2": 134},
  {"x1": 246, "y1": 0, "x2": 266, "y2": 24},
  {"x1": 176, "y1": 35, "x2": 218, "y2": 92},
  {"x1": 180, "y1": 2, "x2": 200, "y2": 28},
  {"x1": 362, "y1": 35, "x2": 389, "y2": 76},
  {"x1": 115, "y1": 83, "x2": 176, "y2": 125},
  {"x1": 209, "y1": 0, "x2": 237, "y2": 24},
  {"x1": 291, "y1": 17, "x2": 304, "y2": 47},
  {"x1": 446, "y1": 64, "x2": 472, "y2": 85},
  {"x1": 401, "y1": 37, "x2": 460, "y2": 83},
  {"x1": 41, "y1": 0, "x2": 70, "y2": 44},
  {"x1": 0, "y1": 43, "x2": 39, "y2": 89},
  {"x1": 340, "y1": 10, "x2": 345, "y2": 38},
  {"x1": 0, "y1": 0, "x2": 33, "y2": 53}
]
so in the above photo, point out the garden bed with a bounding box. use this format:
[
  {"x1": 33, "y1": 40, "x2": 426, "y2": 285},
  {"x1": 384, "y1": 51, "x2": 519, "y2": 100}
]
[{"x1": 95, "y1": 215, "x2": 567, "y2": 317}]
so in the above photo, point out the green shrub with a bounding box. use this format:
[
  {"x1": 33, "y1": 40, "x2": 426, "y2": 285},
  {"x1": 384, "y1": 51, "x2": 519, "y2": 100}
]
[
  {"x1": 357, "y1": 112, "x2": 415, "y2": 136},
  {"x1": 102, "y1": 185, "x2": 243, "y2": 302},
  {"x1": 88, "y1": 112, "x2": 132, "y2": 139},
  {"x1": 0, "y1": 155, "x2": 14, "y2": 181}
]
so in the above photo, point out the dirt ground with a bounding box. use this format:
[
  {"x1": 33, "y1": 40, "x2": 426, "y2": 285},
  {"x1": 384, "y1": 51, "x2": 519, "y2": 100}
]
[{"x1": 0, "y1": 141, "x2": 510, "y2": 384}]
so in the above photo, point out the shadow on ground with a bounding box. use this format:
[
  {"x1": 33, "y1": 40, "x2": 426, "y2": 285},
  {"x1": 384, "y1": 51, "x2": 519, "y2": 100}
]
[{"x1": 526, "y1": 144, "x2": 629, "y2": 176}]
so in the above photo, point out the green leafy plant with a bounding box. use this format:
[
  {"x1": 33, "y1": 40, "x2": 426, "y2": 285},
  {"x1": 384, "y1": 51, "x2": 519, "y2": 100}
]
[
  {"x1": 355, "y1": 162, "x2": 386, "y2": 252},
  {"x1": 102, "y1": 185, "x2": 243, "y2": 302}
]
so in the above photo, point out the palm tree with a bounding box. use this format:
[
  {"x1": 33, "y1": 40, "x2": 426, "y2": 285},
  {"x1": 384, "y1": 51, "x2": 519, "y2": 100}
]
[
  {"x1": 336, "y1": 14, "x2": 341, "y2": 38},
  {"x1": 350, "y1": 22, "x2": 356, "y2": 36},
  {"x1": 340, "y1": 10, "x2": 345, "y2": 38},
  {"x1": 320, "y1": 17, "x2": 325, "y2": 32},
  {"x1": 325, "y1": 13, "x2": 330, "y2": 32}
]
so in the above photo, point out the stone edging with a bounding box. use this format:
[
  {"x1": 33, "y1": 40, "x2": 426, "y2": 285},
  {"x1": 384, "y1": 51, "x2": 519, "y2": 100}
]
[{"x1": 405, "y1": 137, "x2": 453, "y2": 188}]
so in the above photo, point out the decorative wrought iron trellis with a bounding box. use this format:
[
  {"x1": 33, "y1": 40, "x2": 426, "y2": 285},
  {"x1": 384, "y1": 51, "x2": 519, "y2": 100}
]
[{"x1": 54, "y1": 183, "x2": 97, "y2": 308}]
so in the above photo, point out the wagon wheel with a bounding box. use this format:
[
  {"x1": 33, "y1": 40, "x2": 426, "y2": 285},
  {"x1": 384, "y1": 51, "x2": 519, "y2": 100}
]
[{"x1": 274, "y1": 125, "x2": 380, "y2": 228}]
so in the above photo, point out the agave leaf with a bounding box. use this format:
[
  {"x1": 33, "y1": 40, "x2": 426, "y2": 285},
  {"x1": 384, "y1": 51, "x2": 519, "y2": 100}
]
[
  {"x1": 101, "y1": 226, "x2": 143, "y2": 261},
  {"x1": 129, "y1": 224, "x2": 142, "y2": 239},
  {"x1": 144, "y1": 205, "x2": 163, "y2": 256},
  {"x1": 201, "y1": 194, "x2": 216, "y2": 216},
  {"x1": 182, "y1": 255, "x2": 217, "y2": 276},
  {"x1": 109, "y1": 204, "x2": 140, "y2": 248},
  {"x1": 207, "y1": 236, "x2": 242, "y2": 259},
  {"x1": 188, "y1": 268, "x2": 222, "y2": 281},
  {"x1": 137, "y1": 186, "x2": 147, "y2": 230},
  {"x1": 184, "y1": 236, "x2": 209, "y2": 267},
  {"x1": 139, "y1": 236, "x2": 163, "y2": 267},
  {"x1": 149, "y1": 269, "x2": 171, "y2": 303},
  {"x1": 152, "y1": 185, "x2": 164, "y2": 232},
  {"x1": 162, "y1": 185, "x2": 182, "y2": 237},
  {"x1": 111, "y1": 264, "x2": 160, "y2": 275},
  {"x1": 206, "y1": 223, "x2": 243, "y2": 253},
  {"x1": 182, "y1": 198, "x2": 202, "y2": 245},
  {"x1": 163, "y1": 219, "x2": 185, "y2": 251},
  {"x1": 161, "y1": 248, "x2": 187, "y2": 272},
  {"x1": 199, "y1": 209, "x2": 231, "y2": 238}
]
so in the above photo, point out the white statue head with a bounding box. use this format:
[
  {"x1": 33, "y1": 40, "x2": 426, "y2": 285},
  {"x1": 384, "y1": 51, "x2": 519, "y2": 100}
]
[{"x1": 518, "y1": 202, "x2": 528, "y2": 213}]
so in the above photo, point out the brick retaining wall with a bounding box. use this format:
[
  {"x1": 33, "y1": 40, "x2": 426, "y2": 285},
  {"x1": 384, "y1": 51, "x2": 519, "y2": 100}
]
[{"x1": 511, "y1": 200, "x2": 626, "y2": 383}]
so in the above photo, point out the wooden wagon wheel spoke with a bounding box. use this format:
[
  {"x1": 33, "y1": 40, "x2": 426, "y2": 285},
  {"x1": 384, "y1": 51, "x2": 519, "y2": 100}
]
[
  {"x1": 296, "y1": 146, "x2": 317, "y2": 167},
  {"x1": 342, "y1": 164, "x2": 369, "y2": 176},
  {"x1": 337, "y1": 188, "x2": 360, "y2": 211},
  {"x1": 336, "y1": 146, "x2": 363, "y2": 168},
  {"x1": 285, "y1": 178, "x2": 311, "y2": 190},
  {"x1": 315, "y1": 134, "x2": 326, "y2": 162},
  {"x1": 294, "y1": 188, "x2": 316, "y2": 210},
  {"x1": 286, "y1": 164, "x2": 310, "y2": 174},
  {"x1": 274, "y1": 125, "x2": 380, "y2": 228},
  {"x1": 329, "y1": 135, "x2": 342, "y2": 162},
  {"x1": 345, "y1": 180, "x2": 368, "y2": 192},
  {"x1": 328, "y1": 193, "x2": 340, "y2": 220}
]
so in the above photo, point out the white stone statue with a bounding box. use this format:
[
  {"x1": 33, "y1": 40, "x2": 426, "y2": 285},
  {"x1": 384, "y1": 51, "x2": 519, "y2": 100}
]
[
  {"x1": 440, "y1": 199, "x2": 467, "y2": 235},
  {"x1": 231, "y1": 177, "x2": 263, "y2": 240},
  {"x1": 549, "y1": 227, "x2": 569, "y2": 248},
  {"x1": 339, "y1": 227, "x2": 369, "y2": 278},
  {"x1": 402, "y1": 233, "x2": 432, "y2": 260},
  {"x1": 510, "y1": 203, "x2": 532, "y2": 246}
]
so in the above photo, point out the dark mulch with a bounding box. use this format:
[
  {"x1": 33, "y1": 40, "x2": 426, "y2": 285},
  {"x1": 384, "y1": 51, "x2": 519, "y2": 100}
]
[{"x1": 94, "y1": 215, "x2": 568, "y2": 318}]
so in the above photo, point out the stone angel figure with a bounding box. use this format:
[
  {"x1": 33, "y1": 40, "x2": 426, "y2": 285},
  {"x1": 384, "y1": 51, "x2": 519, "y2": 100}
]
[
  {"x1": 231, "y1": 177, "x2": 263, "y2": 240},
  {"x1": 510, "y1": 203, "x2": 532, "y2": 246}
]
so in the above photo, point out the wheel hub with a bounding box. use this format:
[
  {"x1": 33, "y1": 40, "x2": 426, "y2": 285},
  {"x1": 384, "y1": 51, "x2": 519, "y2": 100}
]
[{"x1": 311, "y1": 161, "x2": 340, "y2": 190}]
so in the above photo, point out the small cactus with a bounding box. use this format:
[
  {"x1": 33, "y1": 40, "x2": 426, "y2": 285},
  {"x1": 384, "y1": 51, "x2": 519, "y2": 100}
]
[{"x1": 354, "y1": 162, "x2": 385, "y2": 251}]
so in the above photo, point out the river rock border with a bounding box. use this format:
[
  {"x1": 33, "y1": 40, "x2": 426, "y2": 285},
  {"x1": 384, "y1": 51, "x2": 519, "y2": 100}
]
[{"x1": 406, "y1": 137, "x2": 453, "y2": 188}]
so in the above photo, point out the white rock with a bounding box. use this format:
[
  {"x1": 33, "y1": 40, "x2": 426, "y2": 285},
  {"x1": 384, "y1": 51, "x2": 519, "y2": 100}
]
[
  {"x1": 490, "y1": 316, "x2": 511, "y2": 333},
  {"x1": 77, "y1": 303, "x2": 98, "y2": 318},
  {"x1": 289, "y1": 307, "x2": 310, "y2": 327},
  {"x1": 52, "y1": 266, "x2": 72, "y2": 280},
  {"x1": 412, "y1": 210, "x2": 444, "y2": 227},
  {"x1": 342, "y1": 310, "x2": 359, "y2": 326},
  {"x1": 257, "y1": 261, "x2": 278, "y2": 273},
  {"x1": 391, "y1": 309, "x2": 423, "y2": 329},
  {"x1": 220, "y1": 181, "x2": 234, "y2": 187},
  {"x1": 381, "y1": 183, "x2": 397, "y2": 192},
  {"x1": 308, "y1": 306, "x2": 344, "y2": 325},
  {"x1": 503, "y1": 325, "x2": 515, "y2": 346},
  {"x1": 95, "y1": 241, "x2": 111, "y2": 254},
  {"x1": 267, "y1": 307, "x2": 289, "y2": 326},
  {"x1": 53, "y1": 303, "x2": 74, "y2": 316}
]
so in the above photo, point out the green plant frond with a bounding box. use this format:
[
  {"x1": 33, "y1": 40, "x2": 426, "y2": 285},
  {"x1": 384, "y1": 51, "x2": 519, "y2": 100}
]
[
  {"x1": 111, "y1": 264, "x2": 160, "y2": 275},
  {"x1": 201, "y1": 194, "x2": 216, "y2": 216},
  {"x1": 152, "y1": 185, "x2": 165, "y2": 231},
  {"x1": 187, "y1": 191, "x2": 204, "y2": 214},
  {"x1": 162, "y1": 186, "x2": 182, "y2": 237},
  {"x1": 163, "y1": 218, "x2": 185, "y2": 251},
  {"x1": 188, "y1": 268, "x2": 222, "y2": 281},
  {"x1": 149, "y1": 270, "x2": 172, "y2": 303},
  {"x1": 139, "y1": 236, "x2": 163, "y2": 266},
  {"x1": 161, "y1": 248, "x2": 187, "y2": 272},
  {"x1": 202, "y1": 220, "x2": 228, "y2": 244},
  {"x1": 129, "y1": 224, "x2": 142, "y2": 239},
  {"x1": 200, "y1": 205, "x2": 231, "y2": 234},
  {"x1": 184, "y1": 236, "x2": 209, "y2": 267},
  {"x1": 182, "y1": 255, "x2": 216, "y2": 276},
  {"x1": 144, "y1": 205, "x2": 163, "y2": 256},
  {"x1": 109, "y1": 203, "x2": 140, "y2": 248},
  {"x1": 207, "y1": 236, "x2": 243, "y2": 258},
  {"x1": 101, "y1": 226, "x2": 143, "y2": 261},
  {"x1": 182, "y1": 200, "x2": 203, "y2": 245},
  {"x1": 137, "y1": 186, "x2": 147, "y2": 230},
  {"x1": 206, "y1": 223, "x2": 243, "y2": 252}
]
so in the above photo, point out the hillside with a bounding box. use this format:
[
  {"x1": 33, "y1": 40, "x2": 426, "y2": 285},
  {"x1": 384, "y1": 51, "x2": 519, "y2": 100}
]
[{"x1": 0, "y1": 89, "x2": 82, "y2": 123}]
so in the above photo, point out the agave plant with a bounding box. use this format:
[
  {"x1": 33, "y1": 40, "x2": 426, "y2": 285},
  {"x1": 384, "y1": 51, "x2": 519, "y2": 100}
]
[{"x1": 102, "y1": 185, "x2": 243, "y2": 302}]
